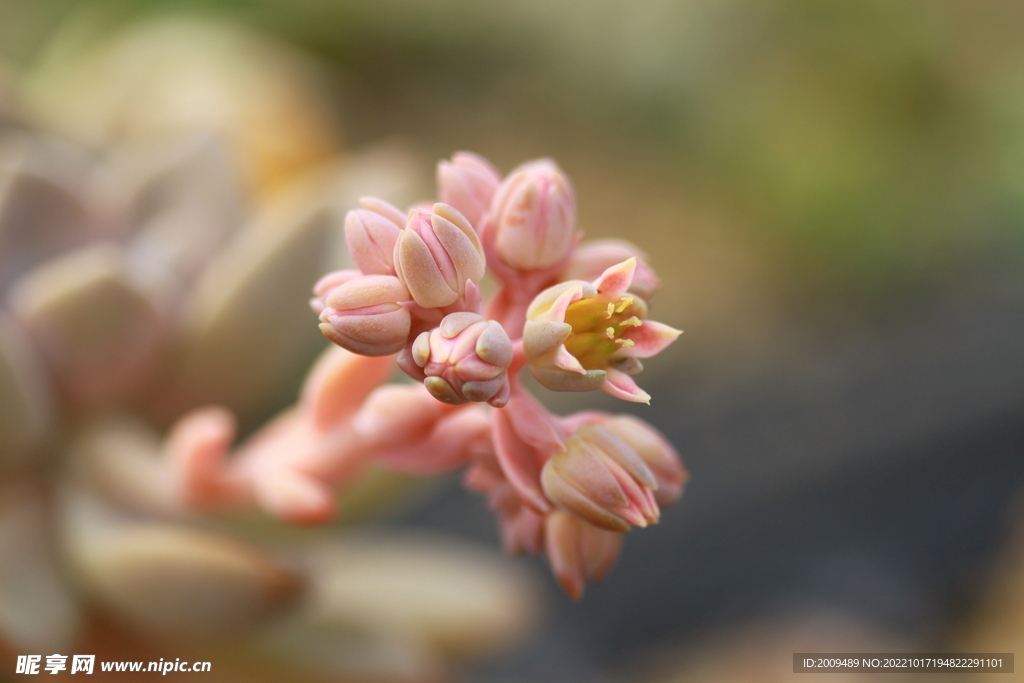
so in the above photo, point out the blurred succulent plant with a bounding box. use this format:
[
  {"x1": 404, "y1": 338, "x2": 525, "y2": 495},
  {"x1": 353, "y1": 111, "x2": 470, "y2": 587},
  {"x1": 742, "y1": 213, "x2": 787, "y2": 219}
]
[{"x1": 0, "y1": 16, "x2": 538, "y2": 683}]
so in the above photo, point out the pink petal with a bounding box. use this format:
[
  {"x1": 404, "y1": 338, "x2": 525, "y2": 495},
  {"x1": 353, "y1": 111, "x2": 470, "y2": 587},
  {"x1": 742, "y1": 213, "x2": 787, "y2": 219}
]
[
  {"x1": 603, "y1": 457, "x2": 659, "y2": 524},
  {"x1": 537, "y1": 285, "x2": 583, "y2": 323},
  {"x1": 463, "y1": 279, "x2": 483, "y2": 313},
  {"x1": 252, "y1": 465, "x2": 336, "y2": 525},
  {"x1": 437, "y1": 153, "x2": 500, "y2": 228},
  {"x1": 601, "y1": 367, "x2": 651, "y2": 404},
  {"x1": 351, "y1": 384, "x2": 446, "y2": 450},
  {"x1": 301, "y1": 347, "x2": 395, "y2": 431},
  {"x1": 463, "y1": 461, "x2": 503, "y2": 494},
  {"x1": 551, "y1": 344, "x2": 587, "y2": 374},
  {"x1": 377, "y1": 406, "x2": 489, "y2": 474},
  {"x1": 395, "y1": 227, "x2": 459, "y2": 308},
  {"x1": 500, "y1": 508, "x2": 545, "y2": 556},
  {"x1": 493, "y1": 408, "x2": 552, "y2": 514},
  {"x1": 559, "y1": 411, "x2": 612, "y2": 434},
  {"x1": 541, "y1": 461, "x2": 631, "y2": 532},
  {"x1": 505, "y1": 388, "x2": 565, "y2": 452},
  {"x1": 360, "y1": 196, "x2": 406, "y2": 225},
  {"x1": 550, "y1": 445, "x2": 628, "y2": 508},
  {"x1": 592, "y1": 258, "x2": 636, "y2": 299},
  {"x1": 312, "y1": 269, "x2": 362, "y2": 297},
  {"x1": 620, "y1": 320, "x2": 682, "y2": 359},
  {"x1": 166, "y1": 406, "x2": 236, "y2": 511},
  {"x1": 345, "y1": 209, "x2": 399, "y2": 275},
  {"x1": 487, "y1": 377, "x2": 512, "y2": 408},
  {"x1": 579, "y1": 524, "x2": 622, "y2": 582},
  {"x1": 544, "y1": 511, "x2": 586, "y2": 600}
]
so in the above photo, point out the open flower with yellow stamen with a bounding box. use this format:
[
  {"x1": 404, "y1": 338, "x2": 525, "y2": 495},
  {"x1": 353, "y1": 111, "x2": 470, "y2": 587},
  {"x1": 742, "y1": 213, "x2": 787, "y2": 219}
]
[{"x1": 522, "y1": 257, "x2": 681, "y2": 403}]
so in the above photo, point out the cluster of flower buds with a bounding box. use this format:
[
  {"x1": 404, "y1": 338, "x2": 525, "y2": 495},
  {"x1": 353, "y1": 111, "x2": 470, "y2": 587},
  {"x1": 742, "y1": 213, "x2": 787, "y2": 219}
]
[{"x1": 171, "y1": 151, "x2": 686, "y2": 599}]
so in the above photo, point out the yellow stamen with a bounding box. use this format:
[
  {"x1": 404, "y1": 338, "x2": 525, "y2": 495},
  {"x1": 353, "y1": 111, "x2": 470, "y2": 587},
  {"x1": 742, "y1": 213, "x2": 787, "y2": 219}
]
[{"x1": 562, "y1": 293, "x2": 649, "y2": 371}]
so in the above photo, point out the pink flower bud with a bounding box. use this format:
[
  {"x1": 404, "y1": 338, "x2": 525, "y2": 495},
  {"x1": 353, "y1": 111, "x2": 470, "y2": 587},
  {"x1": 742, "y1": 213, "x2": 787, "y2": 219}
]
[
  {"x1": 499, "y1": 498, "x2": 545, "y2": 557},
  {"x1": 437, "y1": 152, "x2": 501, "y2": 229},
  {"x1": 344, "y1": 197, "x2": 405, "y2": 275},
  {"x1": 394, "y1": 203, "x2": 485, "y2": 308},
  {"x1": 309, "y1": 269, "x2": 360, "y2": 315},
  {"x1": 540, "y1": 423, "x2": 660, "y2": 533},
  {"x1": 318, "y1": 274, "x2": 411, "y2": 356},
  {"x1": 410, "y1": 312, "x2": 513, "y2": 407},
  {"x1": 603, "y1": 415, "x2": 687, "y2": 508},
  {"x1": 490, "y1": 159, "x2": 577, "y2": 270},
  {"x1": 545, "y1": 509, "x2": 622, "y2": 600},
  {"x1": 562, "y1": 239, "x2": 660, "y2": 300}
]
